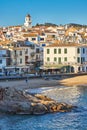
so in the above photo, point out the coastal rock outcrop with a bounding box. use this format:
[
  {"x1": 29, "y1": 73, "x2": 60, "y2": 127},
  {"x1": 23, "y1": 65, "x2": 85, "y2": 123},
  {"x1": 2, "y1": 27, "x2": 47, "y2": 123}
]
[{"x1": 0, "y1": 87, "x2": 76, "y2": 115}]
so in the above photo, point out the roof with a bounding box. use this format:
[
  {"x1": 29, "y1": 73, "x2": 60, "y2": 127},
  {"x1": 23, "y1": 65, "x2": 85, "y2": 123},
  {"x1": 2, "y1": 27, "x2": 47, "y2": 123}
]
[
  {"x1": 46, "y1": 42, "x2": 87, "y2": 47},
  {"x1": 23, "y1": 33, "x2": 38, "y2": 37},
  {"x1": 26, "y1": 14, "x2": 31, "y2": 17},
  {"x1": 25, "y1": 41, "x2": 34, "y2": 45},
  {"x1": 0, "y1": 47, "x2": 8, "y2": 50},
  {"x1": 10, "y1": 47, "x2": 25, "y2": 50},
  {"x1": 45, "y1": 30, "x2": 56, "y2": 33},
  {"x1": 8, "y1": 25, "x2": 22, "y2": 28},
  {"x1": 65, "y1": 27, "x2": 77, "y2": 36},
  {"x1": 0, "y1": 40, "x2": 13, "y2": 45}
]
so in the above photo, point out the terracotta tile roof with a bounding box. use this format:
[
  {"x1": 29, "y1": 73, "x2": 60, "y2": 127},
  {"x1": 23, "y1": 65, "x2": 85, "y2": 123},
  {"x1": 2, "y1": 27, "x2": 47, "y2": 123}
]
[
  {"x1": 53, "y1": 40, "x2": 61, "y2": 44},
  {"x1": 45, "y1": 30, "x2": 56, "y2": 33},
  {"x1": 46, "y1": 42, "x2": 87, "y2": 47},
  {"x1": 84, "y1": 35, "x2": 87, "y2": 38},
  {"x1": 65, "y1": 27, "x2": 77, "y2": 36},
  {"x1": 7, "y1": 25, "x2": 22, "y2": 28},
  {"x1": 23, "y1": 33, "x2": 38, "y2": 37},
  {"x1": 0, "y1": 40, "x2": 13, "y2": 45}
]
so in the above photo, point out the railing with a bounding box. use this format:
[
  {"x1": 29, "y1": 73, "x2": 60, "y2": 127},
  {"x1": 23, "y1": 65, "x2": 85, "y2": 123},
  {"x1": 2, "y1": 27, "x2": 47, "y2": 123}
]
[
  {"x1": 36, "y1": 58, "x2": 41, "y2": 61},
  {"x1": 30, "y1": 52, "x2": 35, "y2": 57},
  {"x1": 0, "y1": 54, "x2": 10, "y2": 57},
  {"x1": 31, "y1": 59, "x2": 36, "y2": 62},
  {"x1": 13, "y1": 54, "x2": 18, "y2": 57}
]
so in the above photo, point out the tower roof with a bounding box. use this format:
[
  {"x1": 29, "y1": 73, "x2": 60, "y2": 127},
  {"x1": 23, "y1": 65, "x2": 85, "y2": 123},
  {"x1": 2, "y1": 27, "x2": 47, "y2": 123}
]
[{"x1": 26, "y1": 14, "x2": 31, "y2": 17}]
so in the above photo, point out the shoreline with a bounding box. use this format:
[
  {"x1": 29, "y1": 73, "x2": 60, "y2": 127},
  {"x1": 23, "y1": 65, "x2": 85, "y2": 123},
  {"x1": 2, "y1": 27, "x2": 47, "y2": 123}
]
[
  {"x1": 0, "y1": 78, "x2": 59, "y2": 90},
  {"x1": 0, "y1": 75, "x2": 87, "y2": 90}
]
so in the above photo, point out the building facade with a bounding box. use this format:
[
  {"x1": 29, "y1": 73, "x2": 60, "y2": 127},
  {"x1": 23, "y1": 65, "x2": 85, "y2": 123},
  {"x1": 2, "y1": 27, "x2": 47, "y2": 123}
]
[{"x1": 44, "y1": 43, "x2": 87, "y2": 73}]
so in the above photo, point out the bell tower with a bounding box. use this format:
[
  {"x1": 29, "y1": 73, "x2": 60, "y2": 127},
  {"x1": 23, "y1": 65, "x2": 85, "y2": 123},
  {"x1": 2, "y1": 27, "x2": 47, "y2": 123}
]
[{"x1": 24, "y1": 14, "x2": 32, "y2": 28}]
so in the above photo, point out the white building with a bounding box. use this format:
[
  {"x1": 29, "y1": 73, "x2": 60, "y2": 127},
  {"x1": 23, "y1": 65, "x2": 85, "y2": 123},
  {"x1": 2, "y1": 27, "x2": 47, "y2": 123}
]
[
  {"x1": 44, "y1": 43, "x2": 87, "y2": 73},
  {"x1": 0, "y1": 48, "x2": 11, "y2": 74},
  {"x1": 23, "y1": 33, "x2": 39, "y2": 44}
]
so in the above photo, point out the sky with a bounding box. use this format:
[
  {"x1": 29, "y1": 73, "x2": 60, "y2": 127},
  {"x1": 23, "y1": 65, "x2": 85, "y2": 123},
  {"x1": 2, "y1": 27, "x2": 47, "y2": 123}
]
[{"x1": 0, "y1": 0, "x2": 87, "y2": 27}]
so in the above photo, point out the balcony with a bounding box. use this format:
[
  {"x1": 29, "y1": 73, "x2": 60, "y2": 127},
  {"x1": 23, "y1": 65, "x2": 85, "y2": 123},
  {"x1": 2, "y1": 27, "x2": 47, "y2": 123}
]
[
  {"x1": 12, "y1": 62, "x2": 18, "y2": 66},
  {"x1": 13, "y1": 54, "x2": 18, "y2": 57},
  {"x1": 31, "y1": 59, "x2": 36, "y2": 62},
  {"x1": 30, "y1": 52, "x2": 35, "y2": 57},
  {"x1": 36, "y1": 58, "x2": 41, "y2": 61},
  {"x1": 0, "y1": 54, "x2": 10, "y2": 57},
  {"x1": 30, "y1": 45, "x2": 35, "y2": 49}
]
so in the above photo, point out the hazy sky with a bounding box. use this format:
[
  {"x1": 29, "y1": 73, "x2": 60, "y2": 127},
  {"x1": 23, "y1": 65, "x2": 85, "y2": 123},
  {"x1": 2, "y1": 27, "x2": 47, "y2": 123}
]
[{"x1": 0, "y1": 0, "x2": 87, "y2": 26}]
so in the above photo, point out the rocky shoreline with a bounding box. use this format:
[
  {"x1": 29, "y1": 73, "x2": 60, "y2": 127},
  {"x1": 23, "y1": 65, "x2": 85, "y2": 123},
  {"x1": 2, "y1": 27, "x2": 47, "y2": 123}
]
[{"x1": 0, "y1": 87, "x2": 76, "y2": 115}]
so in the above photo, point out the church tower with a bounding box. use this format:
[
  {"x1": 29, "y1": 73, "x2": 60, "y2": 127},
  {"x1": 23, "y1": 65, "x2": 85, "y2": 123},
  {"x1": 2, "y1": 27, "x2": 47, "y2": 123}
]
[{"x1": 24, "y1": 14, "x2": 32, "y2": 28}]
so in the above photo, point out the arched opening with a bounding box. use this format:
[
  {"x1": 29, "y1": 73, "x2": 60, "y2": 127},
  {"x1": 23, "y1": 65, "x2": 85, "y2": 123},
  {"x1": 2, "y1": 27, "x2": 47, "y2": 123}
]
[
  {"x1": 61, "y1": 65, "x2": 74, "y2": 73},
  {"x1": 78, "y1": 67, "x2": 80, "y2": 72}
]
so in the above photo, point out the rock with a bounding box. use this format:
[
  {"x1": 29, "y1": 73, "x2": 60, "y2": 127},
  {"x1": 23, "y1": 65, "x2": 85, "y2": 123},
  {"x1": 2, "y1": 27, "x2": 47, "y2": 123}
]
[
  {"x1": 31, "y1": 103, "x2": 48, "y2": 115},
  {"x1": 0, "y1": 87, "x2": 76, "y2": 115},
  {"x1": 0, "y1": 88, "x2": 4, "y2": 100},
  {"x1": 35, "y1": 94, "x2": 53, "y2": 101}
]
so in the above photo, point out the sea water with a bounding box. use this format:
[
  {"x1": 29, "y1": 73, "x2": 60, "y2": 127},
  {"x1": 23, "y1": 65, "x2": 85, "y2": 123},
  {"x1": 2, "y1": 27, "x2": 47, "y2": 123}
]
[{"x1": 0, "y1": 86, "x2": 87, "y2": 130}]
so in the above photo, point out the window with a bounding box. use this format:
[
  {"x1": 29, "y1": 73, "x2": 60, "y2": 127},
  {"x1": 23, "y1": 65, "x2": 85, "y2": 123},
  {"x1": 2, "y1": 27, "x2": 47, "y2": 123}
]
[
  {"x1": 64, "y1": 57, "x2": 67, "y2": 62},
  {"x1": 31, "y1": 45, "x2": 35, "y2": 49},
  {"x1": 14, "y1": 50, "x2": 16, "y2": 55},
  {"x1": 36, "y1": 48, "x2": 40, "y2": 53},
  {"x1": 64, "y1": 48, "x2": 67, "y2": 54},
  {"x1": 36, "y1": 55, "x2": 39, "y2": 59},
  {"x1": 20, "y1": 51, "x2": 22, "y2": 56},
  {"x1": 47, "y1": 49, "x2": 50, "y2": 54},
  {"x1": 58, "y1": 57, "x2": 61, "y2": 64},
  {"x1": 32, "y1": 38, "x2": 36, "y2": 41},
  {"x1": 40, "y1": 38, "x2": 44, "y2": 41},
  {"x1": 54, "y1": 57, "x2": 57, "y2": 62},
  {"x1": 52, "y1": 35, "x2": 55, "y2": 38},
  {"x1": 54, "y1": 49, "x2": 57, "y2": 54},
  {"x1": 0, "y1": 60, "x2": 2, "y2": 64},
  {"x1": 25, "y1": 49, "x2": 28, "y2": 54},
  {"x1": 83, "y1": 48, "x2": 85, "y2": 54},
  {"x1": 83, "y1": 57, "x2": 85, "y2": 62},
  {"x1": 81, "y1": 57, "x2": 85, "y2": 64},
  {"x1": 47, "y1": 57, "x2": 50, "y2": 61},
  {"x1": 58, "y1": 48, "x2": 61, "y2": 54},
  {"x1": 20, "y1": 59, "x2": 22, "y2": 64},
  {"x1": 77, "y1": 57, "x2": 80, "y2": 63},
  {"x1": 77, "y1": 48, "x2": 80, "y2": 54}
]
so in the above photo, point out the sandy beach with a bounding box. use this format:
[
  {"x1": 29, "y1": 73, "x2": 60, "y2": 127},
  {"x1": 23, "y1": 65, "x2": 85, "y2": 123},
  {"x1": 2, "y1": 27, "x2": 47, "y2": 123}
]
[
  {"x1": 60, "y1": 75, "x2": 87, "y2": 86},
  {"x1": 0, "y1": 78, "x2": 59, "y2": 90},
  {"x1": 0, "y1": 75, "x2": 87, "y2": 89}
]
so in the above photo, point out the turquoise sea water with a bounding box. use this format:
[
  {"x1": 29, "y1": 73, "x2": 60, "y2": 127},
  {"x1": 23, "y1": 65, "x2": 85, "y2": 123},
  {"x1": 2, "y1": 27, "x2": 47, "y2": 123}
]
[{"x1": 0, "y1": 86, "x2": 87, "y2": 130}]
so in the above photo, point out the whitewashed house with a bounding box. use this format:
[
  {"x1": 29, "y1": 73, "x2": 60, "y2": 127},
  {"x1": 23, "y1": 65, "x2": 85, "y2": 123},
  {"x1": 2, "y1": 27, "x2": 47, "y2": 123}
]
[
  {"x1": 44, "y1": 43, "x2": 87, "y2": 73},
  {"x1": 23, "y1": 33, "x2": 39, "y2": 44},
  {"x1": 0, "y1": 48, "x2": 11, "y2": 74}
]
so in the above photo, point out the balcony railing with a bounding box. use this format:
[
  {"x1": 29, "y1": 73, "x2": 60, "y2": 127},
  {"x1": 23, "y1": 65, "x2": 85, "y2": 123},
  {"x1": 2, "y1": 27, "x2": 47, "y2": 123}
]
[
  {"x1": 30, "y1": 52, "x2": 35, "y2": 57},
  {"x1": 0, "y1": 54, "x2": 10, "y2": 57},
  {"x1": 13, "y1": 54, "x2": 18, "y2": 57},
  {"x1": 36, "y1": 58, "x2": 41, "y2": 61},
  {"x1": 31, "y1": 59, "x2": 36, "y2": 62}
]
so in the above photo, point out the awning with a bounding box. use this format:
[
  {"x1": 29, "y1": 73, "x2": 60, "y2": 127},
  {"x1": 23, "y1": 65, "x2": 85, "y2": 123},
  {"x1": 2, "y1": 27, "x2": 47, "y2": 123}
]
[
  {"x1": 39, "y1": 66, "x2": 48, "y2": 70},
  {"x1": 39, "y1": 65, "x2": 62, "y2": 70}
]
